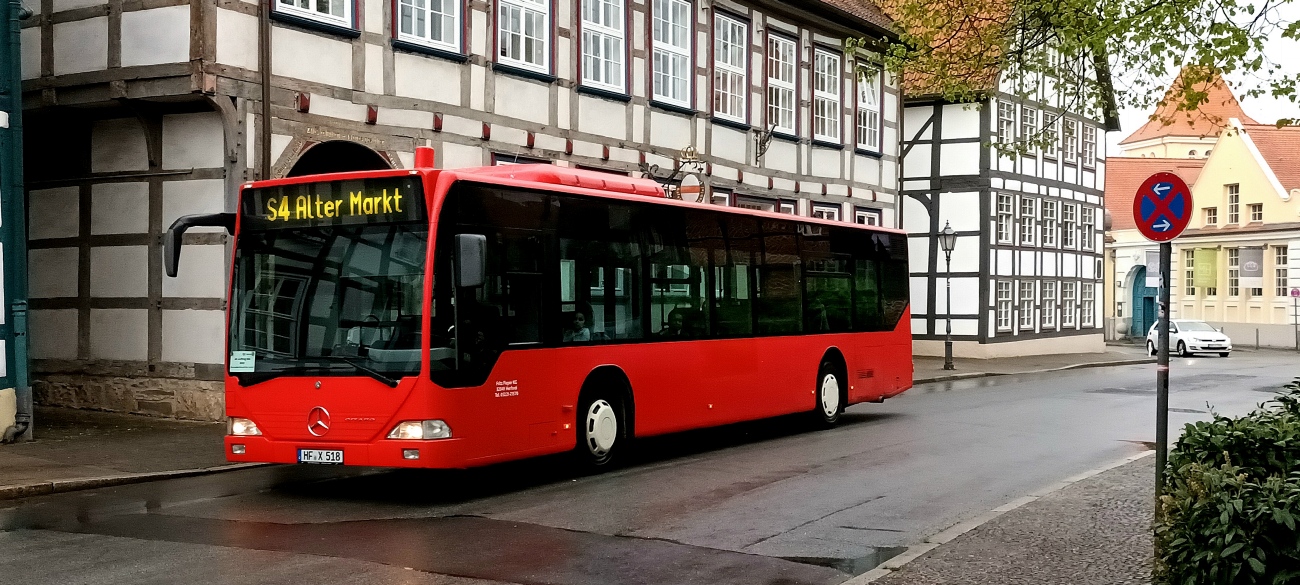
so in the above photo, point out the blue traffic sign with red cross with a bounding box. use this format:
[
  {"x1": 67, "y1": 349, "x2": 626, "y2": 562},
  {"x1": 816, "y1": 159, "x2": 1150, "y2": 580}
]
[{"x1": 1133, "y1": 172, "x2": 1193, "y2": 242}]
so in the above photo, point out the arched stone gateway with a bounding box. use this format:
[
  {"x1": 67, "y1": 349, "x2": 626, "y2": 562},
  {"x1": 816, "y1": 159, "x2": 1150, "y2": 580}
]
[{"x1": 286, "y1": 140, "x2": 393, "y2": 178}]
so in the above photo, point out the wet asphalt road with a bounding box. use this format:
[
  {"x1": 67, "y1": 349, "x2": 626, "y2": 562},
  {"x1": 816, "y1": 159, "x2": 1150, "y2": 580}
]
[{"x1": 2, "y1": 351, "x2": 1297, "y2": 585}]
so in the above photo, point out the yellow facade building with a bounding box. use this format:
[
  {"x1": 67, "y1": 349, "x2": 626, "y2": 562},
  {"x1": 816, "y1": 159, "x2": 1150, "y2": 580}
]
[{"x1": 1105, "y1": 72, "x2": 1299, "y2": 348}]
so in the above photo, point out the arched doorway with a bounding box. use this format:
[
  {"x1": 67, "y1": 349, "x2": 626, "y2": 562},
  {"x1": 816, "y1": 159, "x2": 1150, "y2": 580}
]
[
  {"x1": 286, "y1": 140, "x2": 392, "y2": 177},
  {"x1": 1130, "y1": 266, "x2": 1159, "y2": 338}
]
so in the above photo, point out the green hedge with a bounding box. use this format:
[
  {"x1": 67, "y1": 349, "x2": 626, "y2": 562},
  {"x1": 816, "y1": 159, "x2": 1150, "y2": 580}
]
[{"x1": 1156, "y1": 380, "x2": 1300, "y2": 584}]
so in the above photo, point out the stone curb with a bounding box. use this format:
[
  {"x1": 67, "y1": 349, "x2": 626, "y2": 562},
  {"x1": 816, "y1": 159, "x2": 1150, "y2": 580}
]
[
  {"x1": 840, "y1": 449, "x2": 1157, "y2": 585},
  {"x1": 0, "y1": 462, "x2": 268, "y2": 501},
  {"x1": 914, "y1": 357, "x2": 1156, "y2": 385}
]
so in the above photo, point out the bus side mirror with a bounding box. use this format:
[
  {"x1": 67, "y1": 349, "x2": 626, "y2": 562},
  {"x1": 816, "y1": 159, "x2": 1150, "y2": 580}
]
[
  {"x1": 454, "y1": 233, "x2": 487, "y2": 288},
  {"x1": 165, "y1": 213, "x2": 236, "y2": 277}
]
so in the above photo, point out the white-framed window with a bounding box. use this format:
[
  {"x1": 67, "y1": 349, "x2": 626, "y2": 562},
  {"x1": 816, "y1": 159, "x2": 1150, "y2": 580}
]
[
  {"x1": 1185, "y1": 250, "x2": 1196, "y2": 296},
  {"x1": 996, "y1": 281, "x2": 1013, "y2": 331},
  {"x1": 713, "y1": 14, "x2": 747, "y2": 122},
  {"x1": 813, "y1": 49, "x2": 842, "y2": 142},
  {"x1": 1019, "y1": 197, "x2": 1036, "y2": 246},
  {"x1": 1227, "y1": 184, "x2": 1240, "y2": 224},
  {"x1": 1276, "y1": 247, "x2": 1289, "y2": 298},
  {"x1": 1249, "y1": 203, "x2": 1263, "y2": 222},
  {"x1": 1041, "y1": 281, "x2": 1057, "y2": 328},
  {"x1": 1228, "y1": 248, "x2": 1240, "y2": 296},
  {"x1": 1204, "y1": 207, "x2": 1218, "y2": 225},
  {"x1": 581, "y1": 0, "x2": 625, "y2": 92},
  {"x1": 997, "y1": 101, "x2": 1015, "y2": 143},
  {"x1": 779, "y1": 201, "x2": 796, "y2": 215},
  {"x1": 735, "y1": 195, "x2": 776, "y2": 212},
  {"x1": 1041, "y1": 200, "x2": 1058, "y2": 247},
  {"x1": 397, "y1": 0, "x2": 459, "y2": 50},
  {"x1": 1020, "y1": 106, "x2": 1038, "y2": 153},
  {"x1": 711, "y1": 190, "x2": 731, "y2": 206},
  {"x1": 1043, "y1": 114, "x2": 1058, "y2": 159},
  {"x1": 498, "y1": 0, "x2": 550, "y2": 72},
  {"x1": 766, "y1": 34, "x2": 796, "y2": 135},
  {"x1": 996, "y1": 193, "x2": 1013, "y2": 243},
  {"x1": 1081, "y1": 207, "x2": 1096, "y2": 251},
  {"x1": 856, "y1": 67, "x2": 882, "y2": 151},
  {"x1": 1018, "y1": 281, "x2": 1035, "y2": 329},
  {"x1": 1063, "y1": 119, "x2": 1079, "y2": 163},
  {"x1": 1082, "y1": 125, "x2": 1097, "y2": 166},
  {"x1": 1061, "y1": 203, "x2": 1077, "y2": 248},
  {"x1": 854, "y1": 207, "x2": 882, "y2": 226},
  {"x1": 1061, "y1": 282, "x2": 1077, "y2": 327},
  {"x1": 811, "y1": 203, "x2": 841, "y2": 221},
  {"x1": 278, "y1": 0, "x2": 351, "y2": 27},
  {"x1": 1081, "y1": 283, "x2": 1095, "y2": 327},
  {"x1": 651, "y1": 0, "x2": 691, "y2": 106}
]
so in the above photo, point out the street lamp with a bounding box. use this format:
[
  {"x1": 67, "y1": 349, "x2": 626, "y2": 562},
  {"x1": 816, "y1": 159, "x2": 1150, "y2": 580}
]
[{"x1": 939, "y1": 221, "x2": 957, "y2": 370}]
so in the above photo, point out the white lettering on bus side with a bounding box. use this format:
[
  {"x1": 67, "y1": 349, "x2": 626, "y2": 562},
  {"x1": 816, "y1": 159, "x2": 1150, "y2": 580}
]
[{"x1": 494, "y1": 379, "x2": 519, "y2": 398}]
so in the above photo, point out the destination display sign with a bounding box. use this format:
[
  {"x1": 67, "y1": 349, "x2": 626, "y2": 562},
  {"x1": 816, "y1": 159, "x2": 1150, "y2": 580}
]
[{"x1": 241, "y1": 176, "x2": 426, "y2": 229}]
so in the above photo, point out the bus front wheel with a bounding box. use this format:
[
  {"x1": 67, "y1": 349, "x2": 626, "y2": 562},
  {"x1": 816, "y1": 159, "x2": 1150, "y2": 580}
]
[
  {"x1": 577, "y1": 393, "x2": 624, "y2": 468},
  {"x1": 814, "y1": 360, "x2": 845, "y2": 426}
]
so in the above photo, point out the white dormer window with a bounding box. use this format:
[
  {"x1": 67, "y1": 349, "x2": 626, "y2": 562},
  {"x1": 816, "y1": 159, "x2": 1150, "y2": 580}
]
[
  {"x1": 813, "y1": 49, "x2": 841, "y2": 142},
  {"x1": 582, "y1": 0, "x2": 626, "y2": 92},
  {"x1": 498, "y1": 0, "x2": 550, "y2": 72},
  {"x1": 713, "y1": 14, "x2": 748, "y2": 122},
  {"x1": 398, "y1": 0, "x2": 459, "y2": 51},
  {"x1": 651, "y1": 0, "x2": 691, "y2": 106},
  {"x1": 278, "y1": 0, "x2": 351, "y2": 28},
  {"x1": 856, "y1": 67, "x2": 881, "y2": 152}
]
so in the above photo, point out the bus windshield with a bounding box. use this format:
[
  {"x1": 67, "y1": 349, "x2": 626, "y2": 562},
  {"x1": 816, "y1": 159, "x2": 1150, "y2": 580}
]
[{"x1": 229, "y1": 176, "x2": 428, "y2": 385}]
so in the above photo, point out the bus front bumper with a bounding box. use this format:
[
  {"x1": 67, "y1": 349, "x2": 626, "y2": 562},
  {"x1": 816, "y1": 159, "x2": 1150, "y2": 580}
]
[{"x1": 224, "y1": 436, "x2": 471, "y2": 468}]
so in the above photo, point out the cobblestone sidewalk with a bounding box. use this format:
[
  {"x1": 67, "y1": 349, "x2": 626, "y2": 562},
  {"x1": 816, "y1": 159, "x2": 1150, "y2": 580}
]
[{"x1": 866, "y1": 455, "x2": 1155, "y2": 585}]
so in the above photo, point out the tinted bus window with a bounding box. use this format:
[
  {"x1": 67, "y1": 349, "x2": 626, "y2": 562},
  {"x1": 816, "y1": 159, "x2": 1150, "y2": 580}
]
[
  {"x1": 556, "y1": 195, "x2": 644, "y2": 343},
  {"x1": 715, "y1": 216, "x2": 757, "y2": 337},
  {"x1": 802, "y1": 226, "x2": 853, "y2": 333},
  {"x1": 756, "y1": 220, "x2": 802, "y2": 335}
]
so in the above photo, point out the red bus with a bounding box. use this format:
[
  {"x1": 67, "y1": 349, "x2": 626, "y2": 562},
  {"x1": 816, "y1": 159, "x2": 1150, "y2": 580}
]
[{"x1": 164, "y1": 147, "x2": 912, "y2": 470}]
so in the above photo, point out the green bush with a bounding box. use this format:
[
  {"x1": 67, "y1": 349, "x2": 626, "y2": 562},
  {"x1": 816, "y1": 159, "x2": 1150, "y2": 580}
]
[{"x1": 1155, "y1": 380, "x2": 1300, "y2": 584}]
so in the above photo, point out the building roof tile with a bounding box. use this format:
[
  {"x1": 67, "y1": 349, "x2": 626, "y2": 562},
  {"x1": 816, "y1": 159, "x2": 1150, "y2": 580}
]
[
  {"x1": 816, "y1": 0, "x2": 895, "y2": 32},
  {"x1": 1119, "y1": 68, "x2": 1258, "y2": 145},
  {"x1": 1240, "y1": 124, "x2": 1300, "y2": 193},
  {"x1": 1104, "y1": 157, "x2": 1207, "y2": 231}
]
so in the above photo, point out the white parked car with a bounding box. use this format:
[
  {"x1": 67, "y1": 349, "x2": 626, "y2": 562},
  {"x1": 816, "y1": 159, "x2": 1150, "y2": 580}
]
[{"x1": 1146, "y1": 320, "x2": 1233, "y2": 357}]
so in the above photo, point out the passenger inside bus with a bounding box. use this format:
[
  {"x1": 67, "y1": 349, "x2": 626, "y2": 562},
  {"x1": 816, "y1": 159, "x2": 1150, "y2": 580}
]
[{"x1": 563, "y1": 310, "x2": 592, "y2": 342}]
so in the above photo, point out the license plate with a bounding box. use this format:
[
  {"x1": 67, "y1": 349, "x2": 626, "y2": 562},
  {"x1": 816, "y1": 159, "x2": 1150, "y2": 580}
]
[{"x1": 298, "y1": 449, "x2": 343, "y2": 464}]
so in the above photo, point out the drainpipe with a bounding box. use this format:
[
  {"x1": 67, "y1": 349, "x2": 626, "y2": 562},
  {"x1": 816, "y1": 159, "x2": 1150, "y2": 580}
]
[
  {"x1": 1, "y1": 0, "x2": 31, "y2": 442},
  {"x1": 259, "y1": 0, "x2": 272, "y2": 179}
]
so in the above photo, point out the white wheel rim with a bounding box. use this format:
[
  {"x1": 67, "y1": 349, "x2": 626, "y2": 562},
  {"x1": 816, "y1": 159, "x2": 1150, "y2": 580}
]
[
  {"x1": 585, "y1": 400, "x2": 618, "y2": 457},
  {"x1": 819, "y1": 374, "x2": 840, "y2": 418}
]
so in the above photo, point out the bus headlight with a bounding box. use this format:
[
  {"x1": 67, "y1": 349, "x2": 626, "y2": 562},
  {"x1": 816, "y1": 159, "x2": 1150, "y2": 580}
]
[
  {"x1": 228, "y1": 417, "x2": 262, "y2": 436},
  {"x1": 386, "y1": 420, "x2": 451, "y2": 440}
]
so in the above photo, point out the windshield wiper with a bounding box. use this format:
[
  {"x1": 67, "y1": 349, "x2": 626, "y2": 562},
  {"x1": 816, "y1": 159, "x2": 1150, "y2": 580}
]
[{"x1": 339, "y1": 357, "x2": 400, "y2": 388}]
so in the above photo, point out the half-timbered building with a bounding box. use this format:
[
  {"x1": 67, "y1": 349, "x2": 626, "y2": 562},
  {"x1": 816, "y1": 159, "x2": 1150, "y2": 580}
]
[{"x1": 21, "y1": 0, "x2": 902, "y2": 418}]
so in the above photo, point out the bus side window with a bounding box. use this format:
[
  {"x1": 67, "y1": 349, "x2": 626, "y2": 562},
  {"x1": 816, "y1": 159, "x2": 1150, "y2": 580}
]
[
  {"x1": 556, "y1": 196, "x2": 643, "y2": 343},
  {"x1": 755, "y1": 221, "x2": 802, "y2": 335},
  {"x1": 801, "y1": 227, "x2": 853, "y2": 333},
  {"x1": 649, "y1": 210, "x2": 714, "y2": 339},
  {"x1": 714, "y1": 216, "x2": 757, "y2": 337}
]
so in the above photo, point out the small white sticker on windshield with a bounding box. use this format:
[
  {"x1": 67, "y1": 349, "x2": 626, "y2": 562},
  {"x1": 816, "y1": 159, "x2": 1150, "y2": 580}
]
[{"x1": 230, "y1": 351, "x2": 256, "y2": 372}]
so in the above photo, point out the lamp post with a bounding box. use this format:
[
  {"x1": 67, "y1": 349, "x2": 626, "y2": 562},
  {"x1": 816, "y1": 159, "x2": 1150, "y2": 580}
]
[{"x1": 939, "y1": 222, "x2": 957, "y2": 370}]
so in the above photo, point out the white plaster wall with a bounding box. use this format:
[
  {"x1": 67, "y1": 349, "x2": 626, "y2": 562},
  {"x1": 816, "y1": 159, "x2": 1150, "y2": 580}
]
[
  {"x1": 939, "y1": 142, "x2": 980, "y2": 175},
  {"x1": 439, "y1": 142, "x2": 484, "y2": 169},
  {"x1": 29, "y1": 248, "x2": 78, "y2": 298},
  {"x1": 52, "y1": 0, "x2": 102, "y2": 12},
  {"x1": 903, "y1": 141, "x2": 931, "y2": 179},
  {"x1": 89, "y1": 309, "x2": 148, "y2": 361},
  {"x1": 161, "y1": 310, "x2": 224, "y2": 363},
  {"x1": 91, "y1": 118, "x2": 149, "y2": 173},
  {"x1": 91, "y1": 183, "x2": 150, "y2": 235},
  {"x1": 308, "y1": 94, "x2": 368, "y2": 123},
  {"x1": 902, "y1": 196, "x2": 929, "y2": 233},
  {"x1": 577, "y1": 95, "x2": 627, "y2": 140},
  {"x1": 364, "y1": 0, "x2": 383, "y2": 34},
  {"x1": 121, "y1": 6, "x2": 191, "y2": 67},
  {"x1": 709, "y1": 126, "x2": 746, "y2": 165},
  {"x1": 53, "y1": 17, "x2": 108, "y2": 75},
  {"x1": 853, "y1": 155, "x2": 879, "y2": 184},
  {"x1": 29, "y1": 309, "x2": 78, "y2": 360},
  {"x1": 810, "y1": 148, "x2": 839, "y2": 178},
  {"x1": 162, "y1": 179, "x2": 226, "y2": 231},
  {"x1": 940, "y1": 105, "x2": 981, "y2": 139},
  {"x1": 936, "y1": 277, "x2": 981, "y2": 315},
  {"x1": 903, "y1": 107, "x2": 933, "y2": 141},
  {"x1": 394, "y1": 52, "x2": 463, "y2": 105},
  {"x1": 163, "y1": 245, "x2": 227, "y2": 298},
  {"x1": 937, "y1": 191, "x2": 980, "y2": 232},
  {"x1": 649, "y1": 111, "x2": 691, "y2": 149},
  {"x1": 28, "y1": 187, "x2": 79, "y2": 240},
  {"x1": 376, "y1": 108, "x2": 434, "y2": 129},
  {"x1": 162, "y1": 112, "x2": 224, "y2": 170},
  {"x1": 273, "y1": 27, "x2": 353, "y2": 89},
  {"x1": 20, "y1": 28, "x2": 39, "y2": 80},
  {"x1": 364, "y1": 44, "x2": 383, "y2": 94},
  {"x1": 909, "y1": 275, "x2": 928, "y2": 315},
  {"x1": 216, "y1": 8, "x2": 259, "y2": 71},
  {"x1": 90, "y1": 246, "x2": 148, "y2": 297},
  {"x1": 914, "y1": 333, "x2": 1105, "y2": 358},
  {"x1": 495, "y1": 76, "x2": 551, "y2": 125}
]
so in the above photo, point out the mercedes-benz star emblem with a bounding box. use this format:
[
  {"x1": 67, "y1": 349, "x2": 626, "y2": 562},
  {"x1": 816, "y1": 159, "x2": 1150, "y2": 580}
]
[{"x1": 307, "y1": 406, "x2": 331, "y2": 437}]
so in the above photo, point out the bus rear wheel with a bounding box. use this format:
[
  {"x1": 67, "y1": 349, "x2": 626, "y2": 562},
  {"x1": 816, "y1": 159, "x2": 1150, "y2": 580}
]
[
  {"x1": 577, "y1": 393, "x2": 624, "y2": 468},
  {"x1": 814, "y1": 360, "x2": 845, "y2": 426}
]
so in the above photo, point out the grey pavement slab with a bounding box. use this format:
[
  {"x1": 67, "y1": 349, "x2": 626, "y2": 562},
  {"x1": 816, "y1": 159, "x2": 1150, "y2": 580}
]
[{"x1": 914, "y1": 346, "x2": 1154, "y2": 383}]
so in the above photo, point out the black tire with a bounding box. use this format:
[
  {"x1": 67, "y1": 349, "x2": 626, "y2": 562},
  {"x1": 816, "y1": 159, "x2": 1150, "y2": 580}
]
[
  {"x1": 1147, "y1": 341, "x2": 1156, "y2": 357},
  {"x1": 575, "y1": 390, "x2": 625, "y2": 469},
  {"x1": 813, "y1": 359, "x2": 845, "y2": 426},
  {"x1": 1177, "y1": 341, "x2": 1189, "y2": 357},
  {"x1": 1219, "y1": 352, "x2": 1230, "y2": 357}
]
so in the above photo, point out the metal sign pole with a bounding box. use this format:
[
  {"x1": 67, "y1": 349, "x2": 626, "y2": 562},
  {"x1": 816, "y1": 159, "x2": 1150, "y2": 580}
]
[{"x1": 1155, "y1": 242, "x2": 1171, "y2": 500}]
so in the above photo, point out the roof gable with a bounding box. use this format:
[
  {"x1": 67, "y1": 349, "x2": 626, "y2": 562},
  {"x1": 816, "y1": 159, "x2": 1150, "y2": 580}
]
[
  {"x1": 1103, "y1": 157, "x2": 1207, "y2": 231},
  {"x1": 1119, "y1": 68, "x2": 1258, "y2": 146}
]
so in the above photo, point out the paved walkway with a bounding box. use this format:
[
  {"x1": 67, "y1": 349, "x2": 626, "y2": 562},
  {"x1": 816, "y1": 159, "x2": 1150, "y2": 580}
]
[{"x1": 914, "y1": 345, "x2": 1152, "y2": 383}]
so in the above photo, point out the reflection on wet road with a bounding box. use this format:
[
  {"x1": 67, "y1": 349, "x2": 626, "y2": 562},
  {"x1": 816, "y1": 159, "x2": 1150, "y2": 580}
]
[{"x1": 2, "y1": 351, "x2": 1296, "y2": 585}]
